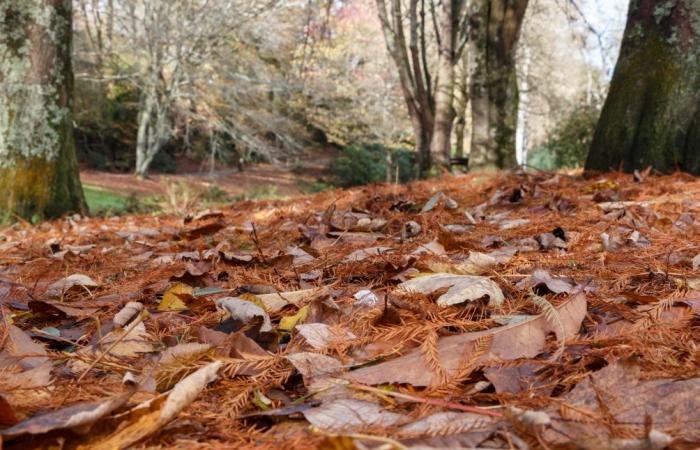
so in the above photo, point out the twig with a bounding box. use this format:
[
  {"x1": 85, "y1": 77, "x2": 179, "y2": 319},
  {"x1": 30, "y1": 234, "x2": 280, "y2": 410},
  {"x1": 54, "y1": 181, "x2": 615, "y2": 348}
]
[
  {"x1": 250, "y1": 222, "x2": 267, "y2": 263},
  {"x1": 76, "y1": 309, "x2": 150, "y2": 383},
  {"x1": 348, "y1": 383, "x2": 503, "y2": 418}
]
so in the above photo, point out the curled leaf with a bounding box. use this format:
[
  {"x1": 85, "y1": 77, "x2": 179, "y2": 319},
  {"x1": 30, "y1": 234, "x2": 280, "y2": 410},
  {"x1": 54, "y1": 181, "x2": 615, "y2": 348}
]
[{"x1": 399, "y1": 273, "x2": 504, "y2": 307}]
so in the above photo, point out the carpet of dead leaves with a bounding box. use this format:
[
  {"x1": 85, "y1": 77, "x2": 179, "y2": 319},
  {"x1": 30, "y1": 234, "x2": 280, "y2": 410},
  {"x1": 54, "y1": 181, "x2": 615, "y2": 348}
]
[{"x1": 1, "y1": 170, "x2": 699, "y2": 450}]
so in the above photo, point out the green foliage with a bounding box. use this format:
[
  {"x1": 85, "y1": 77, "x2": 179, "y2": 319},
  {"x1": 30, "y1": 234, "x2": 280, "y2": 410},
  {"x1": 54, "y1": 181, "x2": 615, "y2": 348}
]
[
  {"x1": 201, "y1": 185, "x2": 232, "y2": 204},
  {"x1": 328, "y1": 143, "x2": 416, "y2": 188},
  {"x1": 84, "y1": 185, "x2": 158, "y2": 216},
  {"x1": 150, "y1": 148, "x2": 178, "y2": 174},
  {"x1": 233, "y1": 184, "x2": 281, "y2": 201},
  {"x1": 74, "y1": 82, "x2": 139, "y2": 172},
  {"x1": 297, "y1": 179, "x2": 334, "y2": 193},
  {"x1": 528, "y1": 104, "x2": 601, "y2": 170},
  {"x1": 83, "y1": 185, "x2": 127, "y2": 214}
]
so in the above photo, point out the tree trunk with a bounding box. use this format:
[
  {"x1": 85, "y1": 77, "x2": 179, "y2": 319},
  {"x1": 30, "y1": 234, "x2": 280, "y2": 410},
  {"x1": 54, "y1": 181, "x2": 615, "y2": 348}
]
[
  {"x1": 586, "y1": 0, "x2": 700, "y2": 174},
  {"x1": 454, "y1": 52, "x2": 470, "y2": 160},
  {"x1": 469, "y1": 0, "x2": 528, "y2": 170},
  {"x1": 429, "y1": 0, "x2": 457, "y2": 171},
  {"x1": 0, "y1": 0, "x2": 86, "y2": 221}
]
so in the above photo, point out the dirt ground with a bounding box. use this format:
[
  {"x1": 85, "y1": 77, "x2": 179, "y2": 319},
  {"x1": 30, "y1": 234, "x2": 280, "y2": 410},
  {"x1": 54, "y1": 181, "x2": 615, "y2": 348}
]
[{"x1": 80, "y1": 158, "x2": 331, "y2": 198}]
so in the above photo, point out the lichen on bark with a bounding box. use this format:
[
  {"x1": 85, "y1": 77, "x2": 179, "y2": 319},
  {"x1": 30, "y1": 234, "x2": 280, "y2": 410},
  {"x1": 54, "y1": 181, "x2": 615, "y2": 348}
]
[{"x1": 0, "y1": 0, "x2": 85, "y2": 220}]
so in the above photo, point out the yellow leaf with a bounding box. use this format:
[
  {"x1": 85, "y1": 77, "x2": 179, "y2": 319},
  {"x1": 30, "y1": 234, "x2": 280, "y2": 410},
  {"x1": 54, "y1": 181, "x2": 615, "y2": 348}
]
[
  {"x1": 279, "y1": 305, "x2": 309, "y2": 331},
  {"x1": 239, "y1": 292, "x2": 267, "y2": 311},
  {"x1": 159, "y1": 283, "x2": 191, "y2": 311}
]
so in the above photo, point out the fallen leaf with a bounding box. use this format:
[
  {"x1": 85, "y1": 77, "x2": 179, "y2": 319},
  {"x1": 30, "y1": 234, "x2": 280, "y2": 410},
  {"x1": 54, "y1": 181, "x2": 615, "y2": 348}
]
[
  {"x1": 342, "y1": 246, "x2": 394, "y2": 263},
  {"x1": 399, "y1": 273, "x2": 504, "y2": 307},
  {"x1": 1, "y1": 390, "x2": 134, "y2": 440},
  {"x1": 45, "y1": 274, "x2": 99, "y2": 297},
  {"x1": 546, "y1": 359, "x2": 700, "y2": 445},
  {"x1": 484, "y1": 361, "x2": 550, "y2": 394},
  {"x1": 399, "y1": 411, "x2": 498, "y2": 440},
  {"x1": 158, "y1": 282, "x2": 192, "y2": 311},
  {"x1": 0, "y1": 394, "x2": 17, "y2": 426},
  {"x1": 421, "y1": 192, "x2": 444, "y2": 213},
  {"x1": 353, "y1": 289, "x2": 378, "y2": 307},
  {"x1": 279, "y1": 305, "x2": 309, "y2": 331},
  {"x1": 346, "y1": 293, "x2": 586, "y2": 386},
  {"x1": 516, "y1": 269, "x2": 576, "y2": 294},
  {"x1": 216, "y1": 297, "x2": 273, "y2": 332},
  {"x1": 113, "y1": 302, "x2": 144, "y2": 327},
  {"x1": 286, "y1": 352, "x2": 343, "y2": 382},
  {"x1": 256, "y1": 288, "x2": 320, "y2": 311},
  {"x1": 303, "y1": 399, "x2": 403, "y2": 432},
  {"x1": 296, "y1": 323, "x2": 356, "y2": 350},
  {"x1": 86, "y1": 361, "x2": 222, "y2": 450}
]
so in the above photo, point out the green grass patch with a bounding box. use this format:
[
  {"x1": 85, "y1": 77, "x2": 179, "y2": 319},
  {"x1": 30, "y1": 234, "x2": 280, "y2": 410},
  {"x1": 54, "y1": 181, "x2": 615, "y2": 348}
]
[{"x1": 83, "y1": 185, "x2": 129, "y2": 214}]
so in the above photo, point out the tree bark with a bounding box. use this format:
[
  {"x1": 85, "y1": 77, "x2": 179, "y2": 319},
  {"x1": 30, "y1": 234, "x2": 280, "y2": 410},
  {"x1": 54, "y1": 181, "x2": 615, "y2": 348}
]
[
  {"x1": 376, "y1": 0, "x2": 434, "y2": 178},
  {"x1": 0, "y1": 0, "x2": 86, "y2": 221},
  {"x1": 429, "y1": 0, "x2": 457, "y2": 170},
  {"x1": 469, "y1": 0, "x2": 528, "y2": 170},
  {"x1": 586, "y1": 0, "x2": 700, "y2": 174}
]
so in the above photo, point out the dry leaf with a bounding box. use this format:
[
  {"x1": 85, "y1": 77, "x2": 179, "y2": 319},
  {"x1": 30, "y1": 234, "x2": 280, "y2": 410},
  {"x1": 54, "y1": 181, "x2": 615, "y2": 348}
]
[
  {"x1": 286, "y1": 352, "x2": 343, "y2": 381},
  {"x1": 296, "y1": 323, "x2": 356, "y2": 350},
  {"x1": 45, "y1": 274, "x2": 99, "y2": 297},
  {"x1": 113, "y1": 302, "x2": 144, "y2": 327},
  {"x1": 399, "y1": 273, "x2": 504, "y2": 307},
  {"x1": 1, "y1": 390, "x2": 134, "y2": 440},
  {"x1": 346, "y1": 293, "x2": 586, "y2": 386},
  {"x1": 159, "y1": 343, "x2": 212, "y2": 366},
  {"x1": 86, "y1": 361, "x2": 222, "y2": 450},
  {"x1": 303, "y1": 399, "x2": 403, "y2": 432},
  {"x1": 516, "y1": 269, "x2": 576, "y2": 294},
  {"x1": 216, "y1": 297, "x2": 272, "y2": 332},
  {"x1": 399, "y1": 411, "x2": 498, "y2": 437},
  {"x1": 279, "y1": 305, "x2": 309, "y2": 331},
  {"x1": 342, "y1": 246, "x2": 394, "y2": 263},
  {"x1": 256, "y1": 288, "x2": 318, "y2": 311},
  {"x1": 158, "y1": 283, "x2": 192, "y2": 311}
]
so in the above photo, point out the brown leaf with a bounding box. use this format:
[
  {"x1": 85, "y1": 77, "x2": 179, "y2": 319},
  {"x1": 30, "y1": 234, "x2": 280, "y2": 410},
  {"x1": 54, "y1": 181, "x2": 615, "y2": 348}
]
[
  {"x1": 0, "y1": 394, "x2": 17, "y2": 426},
  {"x1": 1, "y1": 390, "x2": 134, "y2": 440},
  {"x1": 516, "y1": 269, "x2": 576, "y2": 294},
  {"x1": 84, "y1": 361, "x2": 222, "y2": 450},
  {"x1": 346, "y1": 293, "x2": 586, "y2": 386},
  {"x1": 546, "y1": 359, "x2": 700, "y2": 445}
]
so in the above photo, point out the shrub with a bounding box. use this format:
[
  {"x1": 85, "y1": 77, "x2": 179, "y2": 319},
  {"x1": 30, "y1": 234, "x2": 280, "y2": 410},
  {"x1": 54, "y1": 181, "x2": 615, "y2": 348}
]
[
  {"x1": 328, "y1": 143, "x2": 416, "y2": 187},
  {"x1": 528, "y1": 103, "x2": 601, "y2": 170}
]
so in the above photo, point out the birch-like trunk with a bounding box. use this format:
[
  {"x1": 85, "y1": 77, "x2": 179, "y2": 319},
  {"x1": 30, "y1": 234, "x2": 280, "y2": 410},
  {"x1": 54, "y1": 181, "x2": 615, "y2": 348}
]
[{"x1": 0, "y1": 0, "x2": 86, "y2": 220}]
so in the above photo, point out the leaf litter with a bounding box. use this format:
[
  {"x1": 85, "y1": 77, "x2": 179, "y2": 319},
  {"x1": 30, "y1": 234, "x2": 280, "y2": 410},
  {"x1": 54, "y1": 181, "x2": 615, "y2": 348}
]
[{"x1": 0, "y1": 171, "x2": 699, "y2": 448}]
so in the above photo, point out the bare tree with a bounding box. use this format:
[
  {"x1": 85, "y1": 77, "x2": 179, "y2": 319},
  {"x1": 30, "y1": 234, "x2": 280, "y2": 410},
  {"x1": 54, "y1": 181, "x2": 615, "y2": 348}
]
[
  {"x1": 375, "y1": 0, "x2": 469, "y2": 177},
  {"x1": 0, "y1": 0, "x2": 86, "y2": 220}
]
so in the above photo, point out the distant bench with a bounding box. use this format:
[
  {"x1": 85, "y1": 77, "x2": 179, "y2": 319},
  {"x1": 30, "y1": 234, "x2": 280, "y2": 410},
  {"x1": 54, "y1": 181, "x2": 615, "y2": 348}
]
[{"x1": 450, "y1": 157, "x2": 469, "y2": 168}]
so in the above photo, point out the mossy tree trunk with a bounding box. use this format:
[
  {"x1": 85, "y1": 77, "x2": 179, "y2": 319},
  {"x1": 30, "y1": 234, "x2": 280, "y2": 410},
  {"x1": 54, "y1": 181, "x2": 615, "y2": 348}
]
[
  {"x1": 0, "y1": 0, "x2": 86, "y2": 221},
  {"x1": 586, "y1": 0, "x2": 700, "y2": 174},
  {"x1": 469, "y1": 0, "x2": 528, "y2": 170}
]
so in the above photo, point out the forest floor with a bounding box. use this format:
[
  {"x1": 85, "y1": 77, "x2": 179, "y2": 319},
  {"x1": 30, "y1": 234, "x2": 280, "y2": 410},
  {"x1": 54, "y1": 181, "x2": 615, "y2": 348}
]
[
  {"x1": 1, "y1": 170, "x2": 699, "y2": 449},
  {"x1": 80, "y1": 153, "x2": 333, "y2": 201}
]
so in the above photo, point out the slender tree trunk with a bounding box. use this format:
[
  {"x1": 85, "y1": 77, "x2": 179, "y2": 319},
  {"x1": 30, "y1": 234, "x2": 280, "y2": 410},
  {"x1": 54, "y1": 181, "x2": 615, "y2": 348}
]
[
  {"x1": 469, "y1": 0, "x2": 528, "y2": 170},
  {"x1": 0, "y1": 0, "x2": 86, "y2": 221},
  {"x1": 430, "y1": 0, "x2": 457, "y2": 171},
  {"x1": 516, "y1": 42, "x2": 531, "y2": 165},
  {"x1": 454, "y1": 52, "x2": 470, "y2": 160},
  {"x1": 586, "y1": 0, "x2": 700, "y2": 174}
]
